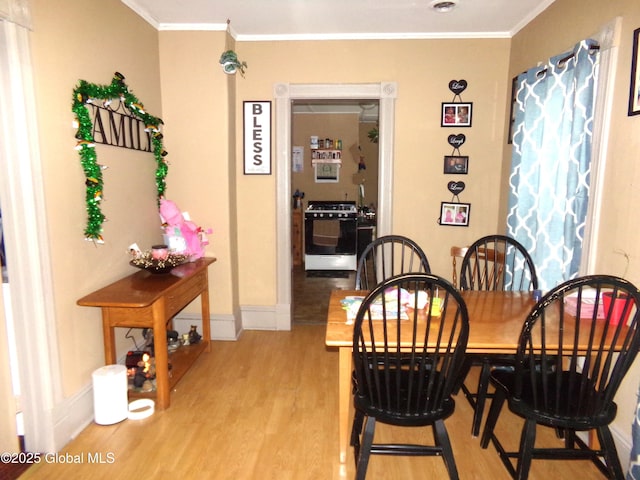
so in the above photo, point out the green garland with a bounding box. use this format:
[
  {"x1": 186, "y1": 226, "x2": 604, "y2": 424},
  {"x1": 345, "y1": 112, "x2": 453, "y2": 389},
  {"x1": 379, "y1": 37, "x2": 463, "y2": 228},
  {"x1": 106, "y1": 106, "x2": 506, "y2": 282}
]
[{"x1": 72, "y1": 72, "x2": 167, "y2": 243}]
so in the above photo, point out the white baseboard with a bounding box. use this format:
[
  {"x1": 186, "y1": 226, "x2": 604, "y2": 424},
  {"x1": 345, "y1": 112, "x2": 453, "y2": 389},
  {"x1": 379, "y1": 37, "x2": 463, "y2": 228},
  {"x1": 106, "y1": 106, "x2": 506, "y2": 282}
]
[
  {"x1": 612, "y1": 424, "x2": 632, "y2": 473},
  {"x1": 240, "y1": 304, "x2": 292, "y2": 331},
  {"x1": 51, "y1": 382, "x2": 94, "y2": 451},
  {"x1": 172, "y1": 312, "x2": 240, "y2": 340},
  {"x1": 240, "y1": 305, "x2": 277, "y2": 330}
]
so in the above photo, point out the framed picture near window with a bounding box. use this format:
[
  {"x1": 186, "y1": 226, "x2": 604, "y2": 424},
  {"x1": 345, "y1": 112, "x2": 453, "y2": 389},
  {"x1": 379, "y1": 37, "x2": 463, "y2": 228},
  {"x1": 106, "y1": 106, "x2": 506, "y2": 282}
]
[
  {"x1": 440, "y1": 202, "x2": 470, "y2": 227},
  {"x1": 441, "y1": 102, "x2": 472, "y2": 127},
  {"x1": 443, "y1": 155, "x2": 469, "y2": 174},
  {"x1": 628, "y1": 27, "x2": 640, "y2": 116},
  {"x1": 508, "y1": 75, "x2": 518, "y2": 143}
]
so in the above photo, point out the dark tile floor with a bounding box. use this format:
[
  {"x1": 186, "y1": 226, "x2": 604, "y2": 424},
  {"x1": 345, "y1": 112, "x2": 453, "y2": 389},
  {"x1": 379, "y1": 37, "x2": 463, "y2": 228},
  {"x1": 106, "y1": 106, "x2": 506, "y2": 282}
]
[{"x1": 292, "y1": 266, "x2": 355, "y2": 324}]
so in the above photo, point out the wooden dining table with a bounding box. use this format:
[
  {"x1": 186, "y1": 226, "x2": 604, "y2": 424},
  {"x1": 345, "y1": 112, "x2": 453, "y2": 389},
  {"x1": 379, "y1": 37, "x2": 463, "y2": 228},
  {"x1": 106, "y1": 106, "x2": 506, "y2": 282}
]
[{"x1": 325, "y1": 288, "x2": 537, "y2": 464}]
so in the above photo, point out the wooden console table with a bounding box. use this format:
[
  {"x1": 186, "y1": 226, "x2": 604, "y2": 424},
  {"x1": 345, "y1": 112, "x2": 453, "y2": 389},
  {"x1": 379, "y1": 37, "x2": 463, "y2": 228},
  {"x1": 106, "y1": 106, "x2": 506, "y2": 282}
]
[{"x1": 77, "y1": 257, "x2": 216, "y2": 409}]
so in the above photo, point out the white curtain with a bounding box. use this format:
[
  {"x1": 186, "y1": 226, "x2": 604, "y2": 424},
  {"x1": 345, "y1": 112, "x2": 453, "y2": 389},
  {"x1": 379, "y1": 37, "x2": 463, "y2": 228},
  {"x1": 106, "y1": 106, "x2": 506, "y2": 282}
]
[
  {"x1": 0, "y1": 0, "x2": 30, "y2": 29},
  {"x1": 0, "y1": 4, "x2": 62, "y2": 453}
]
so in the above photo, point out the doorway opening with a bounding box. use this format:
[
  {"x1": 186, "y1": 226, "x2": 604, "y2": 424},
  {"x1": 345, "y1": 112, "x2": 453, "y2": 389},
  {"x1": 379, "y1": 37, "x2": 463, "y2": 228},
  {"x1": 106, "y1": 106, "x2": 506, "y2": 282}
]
[
  {"x1": 290, "y1": 100, "x2": 379, "y2": 324},
  {"x1": 273, "y1": 82, "x2": 398, "y2": 330}
]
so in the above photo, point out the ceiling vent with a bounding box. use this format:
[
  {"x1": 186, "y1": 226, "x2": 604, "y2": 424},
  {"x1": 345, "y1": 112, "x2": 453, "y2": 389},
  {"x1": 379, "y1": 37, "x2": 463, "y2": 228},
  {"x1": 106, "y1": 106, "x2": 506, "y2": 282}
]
[{"x1": 430, "y1": 0, "x2": 459, "y2": 13}]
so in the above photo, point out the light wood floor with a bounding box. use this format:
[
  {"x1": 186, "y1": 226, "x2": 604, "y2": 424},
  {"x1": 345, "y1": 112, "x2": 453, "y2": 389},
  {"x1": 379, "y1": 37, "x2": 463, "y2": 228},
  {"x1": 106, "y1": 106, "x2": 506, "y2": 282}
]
[{"x1": 20, "y1": 271, "x2": 608, "y2": 479}]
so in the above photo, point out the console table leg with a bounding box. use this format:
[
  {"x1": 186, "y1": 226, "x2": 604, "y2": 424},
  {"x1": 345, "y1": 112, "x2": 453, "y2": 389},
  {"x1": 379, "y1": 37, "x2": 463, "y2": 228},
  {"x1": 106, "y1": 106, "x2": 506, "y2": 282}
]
[
  {"x1": 153, "y1": 298, "x2": 170, "y2": 409},
  {"x1": 102, "y1": 309, "x2": 116, "y2": 365},
  {"x1": 201, "y1": 281, "x2": 211, "y2": 353}
]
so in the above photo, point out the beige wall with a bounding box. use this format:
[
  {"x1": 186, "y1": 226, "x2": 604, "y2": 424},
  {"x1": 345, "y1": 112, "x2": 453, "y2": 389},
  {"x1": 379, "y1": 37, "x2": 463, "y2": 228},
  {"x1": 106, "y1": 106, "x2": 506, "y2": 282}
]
[
  {"x1": 292, "y1": 112, "x2": 360, "y2": 203},
  {"x1": 11, "y1": 0, "x2": 638, "y2": 455},
  {"x1": 29, "y1": 0, "x2": 162, "y2": 395},
  {"x1": 231, "y1": 38, "x2": 510, "y2": 301},
  {"x1": 30, "y1": 26, "x2": 509, "y2": 394},
  {"x1": 508, "y1": 0, "x2": 640, "y2": 450},
  {"x1": 158, "y1": 30, "x2": 238, "y2": 318},
  {"x1": 157, "y1": 36, "x2": 510, "y2": 310}
]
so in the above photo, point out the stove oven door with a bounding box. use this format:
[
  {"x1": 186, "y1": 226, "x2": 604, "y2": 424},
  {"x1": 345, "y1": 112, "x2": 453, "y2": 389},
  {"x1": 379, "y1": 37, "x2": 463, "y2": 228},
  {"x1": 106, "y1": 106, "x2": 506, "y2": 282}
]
[{"x1": 304, "y1": 216, "x2": 357, "y2": 255}]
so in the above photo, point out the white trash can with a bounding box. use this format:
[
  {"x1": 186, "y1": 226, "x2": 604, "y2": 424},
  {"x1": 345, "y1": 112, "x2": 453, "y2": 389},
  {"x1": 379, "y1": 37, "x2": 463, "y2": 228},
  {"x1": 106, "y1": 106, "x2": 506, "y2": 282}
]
[{"x1": 92, "y1": 364, "x2": 128, "y2": 425}]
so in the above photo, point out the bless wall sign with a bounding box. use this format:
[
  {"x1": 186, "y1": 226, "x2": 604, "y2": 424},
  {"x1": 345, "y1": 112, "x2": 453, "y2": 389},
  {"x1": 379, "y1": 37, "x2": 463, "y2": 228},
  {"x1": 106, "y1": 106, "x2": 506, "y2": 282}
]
[{"x1": 243, "y1": 101, "x2": 271, "y2": 175}]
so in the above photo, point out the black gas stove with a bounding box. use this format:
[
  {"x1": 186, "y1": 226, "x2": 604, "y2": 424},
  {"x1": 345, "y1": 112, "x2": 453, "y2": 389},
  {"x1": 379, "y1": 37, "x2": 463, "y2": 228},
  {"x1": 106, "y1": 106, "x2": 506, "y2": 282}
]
[
  {"x1": 304, "y1": 201, "x2": 358, "y2": 271},
  {"x1": 305, "y1": 201, "x2": 358, "y2": 219}
]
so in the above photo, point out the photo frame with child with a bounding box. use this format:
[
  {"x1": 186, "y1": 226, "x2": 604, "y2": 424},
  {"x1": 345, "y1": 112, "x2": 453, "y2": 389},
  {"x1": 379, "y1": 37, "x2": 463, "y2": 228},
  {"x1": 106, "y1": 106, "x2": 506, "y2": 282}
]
[
  {"x1": 440, "y1": 202, "x2": 470, "y2": 226},
  {"x1": 441, "y1": 102, "x2": 473, "y2": 127}
]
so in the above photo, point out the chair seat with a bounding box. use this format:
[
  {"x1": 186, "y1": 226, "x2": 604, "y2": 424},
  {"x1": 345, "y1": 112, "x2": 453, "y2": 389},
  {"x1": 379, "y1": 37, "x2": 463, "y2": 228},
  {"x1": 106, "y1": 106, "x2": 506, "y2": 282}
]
[
  {"x1": 490, "y1": 369, "x2": 617, "y2": 429},
  {"x1": 354, "y1": 368, "x2": 456, "y2": 426}
]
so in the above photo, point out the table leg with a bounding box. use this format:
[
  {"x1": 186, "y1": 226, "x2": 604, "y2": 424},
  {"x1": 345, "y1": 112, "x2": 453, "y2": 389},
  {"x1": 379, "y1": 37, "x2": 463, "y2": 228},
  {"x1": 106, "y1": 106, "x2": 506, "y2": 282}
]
[
  {"x1": 152, "y1": 299, "x2": 169, "y2": 409},
  {"x1": 102, "y1": 309, "x2": 116, "y2": 365},
  {"x1": 201, "y1": 279, "x2": 211, "y2": 353},
  {"x1": 338, "y1": 346, "x2": 352, "y2": 464}
]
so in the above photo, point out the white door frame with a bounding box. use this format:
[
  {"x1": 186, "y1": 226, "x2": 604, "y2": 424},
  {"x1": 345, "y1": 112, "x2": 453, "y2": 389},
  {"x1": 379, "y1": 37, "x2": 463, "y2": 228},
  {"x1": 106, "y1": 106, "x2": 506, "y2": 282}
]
[{"x1": 273, "y1": 82, "x2": 397, "y2": 330}]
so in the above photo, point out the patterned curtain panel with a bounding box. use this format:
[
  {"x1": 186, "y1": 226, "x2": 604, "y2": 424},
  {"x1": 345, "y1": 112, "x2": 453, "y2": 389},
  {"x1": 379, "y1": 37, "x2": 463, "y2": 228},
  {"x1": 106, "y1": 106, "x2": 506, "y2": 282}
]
[
  {"x1": 630, "y1": 385, "x2": 640, "y2": 479},
  {"x1": 507, "y1": 40, "x2": 599, "y2": 291}
]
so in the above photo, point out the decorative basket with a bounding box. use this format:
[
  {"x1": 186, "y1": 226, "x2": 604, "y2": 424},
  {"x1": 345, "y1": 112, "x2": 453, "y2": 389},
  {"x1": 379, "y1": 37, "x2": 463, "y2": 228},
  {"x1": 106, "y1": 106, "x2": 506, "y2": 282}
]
[{"x1": 129, "y1": 252, "x2": 189, "y2": 274}]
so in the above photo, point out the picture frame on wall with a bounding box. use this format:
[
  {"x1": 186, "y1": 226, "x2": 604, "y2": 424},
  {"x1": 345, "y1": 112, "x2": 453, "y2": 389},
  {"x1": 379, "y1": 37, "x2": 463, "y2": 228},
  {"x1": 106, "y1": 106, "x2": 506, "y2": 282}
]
[
  {"x1": 440, "y1": 202, "x2": 470, "y2": 227},
  {"x1": 314, "y1": 162, "x2": 340, "y2": 183},
  {"x1": 443, "y1": 155, "x2": 469, "y2": 174},
  {"x1": 628, "y1": 27, "x2": 640, "y2": 116},
  {"x1": 243, "y1": 101, "x2": 272, "y2": 174},
  {"x1": 441, "y1": 102, "x2": 472, "y2": 127},
  {"x1": 508, "y1": 75, "x2": 518, "y2": 143}
]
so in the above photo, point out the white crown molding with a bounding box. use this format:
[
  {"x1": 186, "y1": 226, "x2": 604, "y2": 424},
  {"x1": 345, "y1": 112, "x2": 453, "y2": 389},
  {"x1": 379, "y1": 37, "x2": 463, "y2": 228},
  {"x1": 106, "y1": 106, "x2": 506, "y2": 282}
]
[
  {"x1": 509, "y1": 0, "x2": 557, "y2": 36},
  {"x1": 121, "y1": 0, "x2": 159, "y2": 29},
  {"x1": 158, "y1": 22, "x2": 229, "y2": 33},
  {"x1": 237, "y1": 31, "x2": 511, "y2": 42},
  {"x1": 149, "y1": 26, "x2": 512, "y2": 41}
]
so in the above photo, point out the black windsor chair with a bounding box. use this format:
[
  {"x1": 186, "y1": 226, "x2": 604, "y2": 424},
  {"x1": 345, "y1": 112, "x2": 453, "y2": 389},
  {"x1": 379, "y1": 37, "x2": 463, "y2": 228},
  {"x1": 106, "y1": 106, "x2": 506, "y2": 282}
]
[
  {"x1": 480, "y1": 274, "x2": 640, "y2": 479},
  {"x1": 457, "y1": 234, "x2": 538, "y2": 436},
  {"x1": 351, "y1": 273, "x2": 469, "y2": 479},
  {"x1": 355, "y1": 235, "x2": 431, "y2": 290}
]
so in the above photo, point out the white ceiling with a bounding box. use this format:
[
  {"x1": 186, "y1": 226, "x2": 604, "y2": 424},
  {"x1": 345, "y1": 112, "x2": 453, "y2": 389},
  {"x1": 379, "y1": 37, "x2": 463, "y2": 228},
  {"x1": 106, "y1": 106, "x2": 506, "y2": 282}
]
[
  {"x1": 121, "y1": 0, "x2": 556, "y2": 120},
  {"x1": 121, "y1": 0, "x2": 556, "y2": 41}
]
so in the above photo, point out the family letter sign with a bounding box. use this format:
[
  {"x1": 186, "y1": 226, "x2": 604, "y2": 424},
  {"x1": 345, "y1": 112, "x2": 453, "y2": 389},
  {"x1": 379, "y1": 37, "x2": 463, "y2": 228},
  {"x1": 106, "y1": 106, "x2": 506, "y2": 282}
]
[{"x1": 243, "y1": 101, "x2": 271, "y2": 174}]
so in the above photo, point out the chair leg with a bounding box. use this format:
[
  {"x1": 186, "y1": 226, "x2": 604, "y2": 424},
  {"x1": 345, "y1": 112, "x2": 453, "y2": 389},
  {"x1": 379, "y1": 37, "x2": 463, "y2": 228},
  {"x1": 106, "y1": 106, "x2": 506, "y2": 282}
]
[
  {"x1": 433, "y1": 419, "x2": 459, "y2": 480},
  {"x1": 453, "y1": 357, "x2": 473, "y2": 395},
  {"x1": 472, "y1": 362, "x2": 491, "y2": 436},
  {"x1": 355, "y1": 416, "x2": 375, "y2": 480},
  {"x1": 563, "y1": 429, "x2": 576, "y2": 449},
  {"x1": 515, "y1": 419, "x2": 536, "y2": 480},
  {"x1": 596, "y1": 426, "x2": 625, "y2": 480},
  {"x1": 351, "y1": 410, "x2": 364, "y2": 445},
  {"x1": 480, "y1": 388, "x2": 506, "y2": 448},
  {"x1": 351, "y1": 410, "x2": 364, "y2": 466}
]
